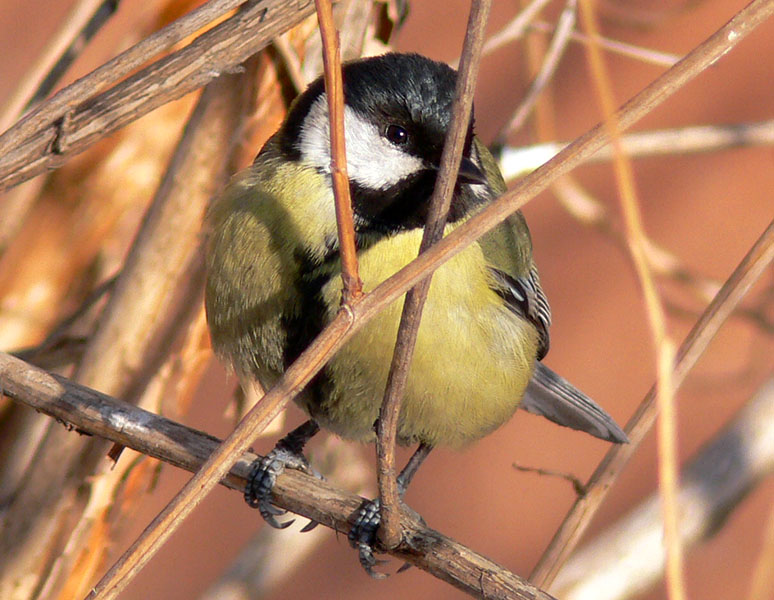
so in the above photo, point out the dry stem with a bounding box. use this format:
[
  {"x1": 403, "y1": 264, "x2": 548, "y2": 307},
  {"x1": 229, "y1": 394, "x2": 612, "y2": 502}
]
[
  {"x1": 376, "y1": 0, "x2": 492, "y2": 552},
  {"x1": 0, "y1": 352, "x2": 554, "y2": 600},
  {"x1": 315, "y1": 0, "x2": 362, "y2": 303},
  {"x1": 578, "y1": 2, "x2": 684, "y2": 598}
]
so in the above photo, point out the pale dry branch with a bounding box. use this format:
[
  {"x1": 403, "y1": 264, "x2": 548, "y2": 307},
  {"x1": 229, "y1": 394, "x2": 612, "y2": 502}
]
[
  {"x1": 0, "y1": 351, "x2": 555, "y2": 600},
  {"x1": 553, "y1": 377, "x2": 774, "y2": 600},
  {"x1": 532, "y1": 214, "x2": 774, "y2": 588},
  {"x1": 85, "y1": 3, "x2": 774, "y2": 597},
  {"x1": 499, "y1": 120, "x2": 774, "y2": 179}
]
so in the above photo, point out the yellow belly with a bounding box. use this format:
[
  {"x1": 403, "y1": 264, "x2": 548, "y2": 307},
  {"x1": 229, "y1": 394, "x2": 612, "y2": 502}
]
[{"x1": 311, "y1": 228, "x2": 539, "y2": 449}]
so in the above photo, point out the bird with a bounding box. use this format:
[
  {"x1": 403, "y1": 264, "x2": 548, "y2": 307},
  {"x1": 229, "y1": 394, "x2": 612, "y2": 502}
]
[{"x1": 204, "y1": 52, "x2": 627, "y2": 576}]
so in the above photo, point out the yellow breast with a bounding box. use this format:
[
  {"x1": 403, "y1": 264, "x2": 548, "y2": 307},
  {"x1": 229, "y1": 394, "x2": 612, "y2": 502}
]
[{"x1": 317, "y1": 227, "x2": 539, "y2": 448}]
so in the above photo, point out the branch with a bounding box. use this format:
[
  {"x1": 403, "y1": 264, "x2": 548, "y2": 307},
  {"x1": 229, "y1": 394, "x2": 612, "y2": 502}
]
[
  {"x1": 315, "y1": 0, "x2": 362, "y2": 303},
  {"x1": 376, "y1": 0, "x2": 491, "y2": 552},
  {"x1": 499, "y1": 120, "x2": 774, "y2": 179},
  {"x1": 0, "y1": 0, "x2": 316, "y2": 192},
  {"x1": 531, "y1": 215, "x2": 774, "y2": 588},
  {"x1": 86, "y1": 2, "x2": 774, "y2": 597},
  {"x1": 0, "y1": 351, "x2": 554, "y2": 600},
  {"x1": 0, "y1": 0, "x2": 119, "y2": 132},
  {"x1": 552, "y1": 377, "x2": 774, "y2": 599}
]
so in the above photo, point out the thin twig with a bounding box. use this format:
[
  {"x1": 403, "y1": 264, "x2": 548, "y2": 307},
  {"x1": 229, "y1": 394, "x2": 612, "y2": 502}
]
[
  {"x1": 0, "y1": 0, "x2": 317, "y2": 192},
  {"x1": 376, "y1": 0, "x2": 492, "y2": 551},
  {"x1": 531, "y1": 216, "x2": 774, "y2": 589},
  {"x1": 499, "y1": 120, "x2": 774, "y2": 178},
  {"x1": 0, "y1": 0, "x2": 119, "y2": 132},
  {"x1": 315, "y1": 0, "x2": 362, "y2": 304},
  {"x1": 479, "y1": 0, "x2": 552, "y2": 59},
  {"x1": 553, "y1": 377, "x2": 774, "y2": 600},
  {"x1": 85, "y1": 3, "x2": 774, "y2": 596},
  {"x1": 529, "y1": 19, "x2": 681, "y2": 67},
  {"x1": 498, "y1": 0, "x2": 576, "y2": 142},
  {"x1": 0, "y1": 352, "x2": 555, "y2": 600},
  {"x1": 577, "y1": 3, "x2": 685, "y2": 599}
]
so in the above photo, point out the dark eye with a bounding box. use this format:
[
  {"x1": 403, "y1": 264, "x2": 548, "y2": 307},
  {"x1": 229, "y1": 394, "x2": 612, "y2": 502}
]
[{"x1": 385, "y1": 124, "x2": 409, "y2": 146}]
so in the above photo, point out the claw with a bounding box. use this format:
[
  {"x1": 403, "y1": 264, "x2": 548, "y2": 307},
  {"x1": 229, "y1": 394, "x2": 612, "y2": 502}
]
[
  {"x1": 348, "y1": 498, "x2": 391, "y2": 578},
  {"x1": 300, "y1": 519, "x2": 320, "y2": 533},
  {"x1": 358, "y1": 542, "x2": 389, "y2": 579},
  {"x1": 396, "y1": 562, "x2": 412, "y2": 573},
  {"x1": 244, "y1": 448, "x2": 313, "y2": 529}
]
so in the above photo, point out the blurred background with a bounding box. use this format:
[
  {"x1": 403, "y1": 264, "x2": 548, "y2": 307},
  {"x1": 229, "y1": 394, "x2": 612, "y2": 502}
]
[{"x1": 0, "y1": 1, "x2": 772, "y2": 599}]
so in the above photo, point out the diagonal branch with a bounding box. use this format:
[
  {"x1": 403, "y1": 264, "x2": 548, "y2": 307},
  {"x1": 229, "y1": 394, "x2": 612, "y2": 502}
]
[
  {"x1": 0, "y1": 351, "x2": 554, "y2": 600},
  {"x1": 0, "y1": 0, "x2": 316, "y2": 192},
  {"x1": 531, "y1": 216, "x2": 774, "y2": 589}
]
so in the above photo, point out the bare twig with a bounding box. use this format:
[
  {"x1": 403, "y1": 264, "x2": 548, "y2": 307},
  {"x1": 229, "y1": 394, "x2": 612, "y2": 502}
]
[
  {"x1": 498, "y1": 0, "x2": 576, "y2": 141},
  {"x1": 529, "y1": 19, "x2": 681, "y2": 67},
  {"x1": 0, "y1": 0, "x2": 317, "y2": 192},
  {"x1": 376, "y1": 0, "x2": 492, "y2": 552},
  {"x1": 0, "y1": 0, "x2": 119, "y2": 132},
  {"x1": 479, "y1": 0, "x2": 552, "y2": 59},
  {"x1": 0, "y1": 0, "x2": 245, "y2": 149},
  {"x1": 553, "y1": 377, "x2": 774, "y2": 600},
  {"x1": 531, "y1": 216, "x2": 774, "y2": 589},
  {"x1": 0, "y1": 352, "x2": 554, "y2": 600},
  {"x1": 315, "y1": 0, "x2": 362, "y2": 303},
  {"x1": 86, "y1": 3, "x2": 774, "y2": 596},
  {"x1": 499, "y1": 120, "x2": 774, "y2": 179},
  {"x1": 578, "y1": 2, "x2": 684, "y2": 598}
]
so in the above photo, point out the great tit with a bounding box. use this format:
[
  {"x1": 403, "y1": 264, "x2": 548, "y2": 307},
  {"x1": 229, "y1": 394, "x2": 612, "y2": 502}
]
[{"x1": 204, "y1": 52, "x2": 626, "y2": 574}]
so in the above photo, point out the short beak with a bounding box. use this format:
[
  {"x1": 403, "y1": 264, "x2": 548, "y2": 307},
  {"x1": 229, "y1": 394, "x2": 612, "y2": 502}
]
[{"x1": 456, "y1": 156, "x2": 487, "y2": 185}]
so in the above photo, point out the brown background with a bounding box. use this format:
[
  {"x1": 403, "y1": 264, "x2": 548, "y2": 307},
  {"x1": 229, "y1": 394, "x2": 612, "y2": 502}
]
[{"x1": 1, "y1": 1, "x2": 773, "y2": 599}]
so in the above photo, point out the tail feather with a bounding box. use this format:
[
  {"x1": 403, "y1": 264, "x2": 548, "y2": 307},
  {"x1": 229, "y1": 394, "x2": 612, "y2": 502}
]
[{"x1": 522, "y1": 363, "x2": 629, "y2": 444}]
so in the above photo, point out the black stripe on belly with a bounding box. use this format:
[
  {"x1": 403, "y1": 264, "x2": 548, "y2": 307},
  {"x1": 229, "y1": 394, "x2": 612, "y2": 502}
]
[{"x1": 281, "y1": 249, "x2": 337, "y2": 410}]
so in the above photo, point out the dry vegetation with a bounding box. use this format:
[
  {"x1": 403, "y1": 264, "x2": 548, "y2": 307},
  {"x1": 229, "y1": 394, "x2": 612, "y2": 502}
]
[{"x1": 0, "y1": 1, "x2": 772, "y2": 599}]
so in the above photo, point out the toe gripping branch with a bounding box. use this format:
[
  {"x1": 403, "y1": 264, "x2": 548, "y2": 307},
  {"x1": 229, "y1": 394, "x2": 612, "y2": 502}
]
[
  {"x1": 348, "y1": 442, "x2": 433, "y2": 578},
  {"x1": 244, "y1": 419, "x2": 321, "y2": 530}
]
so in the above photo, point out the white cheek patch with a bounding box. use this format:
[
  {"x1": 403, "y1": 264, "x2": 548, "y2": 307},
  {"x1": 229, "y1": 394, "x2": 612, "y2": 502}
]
[{"x1": 298, "y1": 96, "x2": 425, "y2": 190}]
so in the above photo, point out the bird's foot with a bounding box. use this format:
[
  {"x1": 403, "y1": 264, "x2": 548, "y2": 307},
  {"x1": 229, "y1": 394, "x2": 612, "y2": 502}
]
[
  {"x1": 244, "y1": 447, "x2": 321, "y2": 531},
  {"x1": 348, "y1": 499, "x2": 417, "y2": 578},
  {"x1": 348, "y1": 498, "x2": 389, "y2": 578}
]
